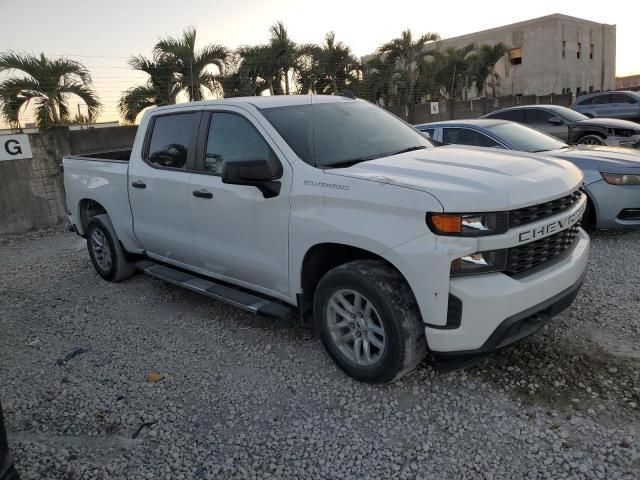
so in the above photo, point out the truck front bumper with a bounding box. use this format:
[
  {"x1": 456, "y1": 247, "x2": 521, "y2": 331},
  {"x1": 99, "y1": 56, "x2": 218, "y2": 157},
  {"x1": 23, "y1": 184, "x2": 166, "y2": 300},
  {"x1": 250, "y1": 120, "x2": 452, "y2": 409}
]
[{"x1": 425, "y1": 228, "x2": 589, "y2": 359}]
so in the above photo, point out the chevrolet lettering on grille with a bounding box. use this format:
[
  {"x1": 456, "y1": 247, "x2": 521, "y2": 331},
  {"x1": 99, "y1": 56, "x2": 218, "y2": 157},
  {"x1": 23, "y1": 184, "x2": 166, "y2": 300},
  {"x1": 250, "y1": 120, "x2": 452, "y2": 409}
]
[{"x1": 518, "y1": 202, "x2": 585, "y2": 243}]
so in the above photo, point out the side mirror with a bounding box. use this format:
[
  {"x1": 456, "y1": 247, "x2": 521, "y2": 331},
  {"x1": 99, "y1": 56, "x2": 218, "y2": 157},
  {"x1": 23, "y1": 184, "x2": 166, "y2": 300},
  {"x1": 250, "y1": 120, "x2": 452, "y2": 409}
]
[
  {"x1": 548, "y1": 116, "x2": 563, "y2": 126},
  {"x1": 221, "y1": 158, "x2": 282, "y2": 198},
  {"x1": 420, "y1": 131, "x2": 431, "y2": 140}
]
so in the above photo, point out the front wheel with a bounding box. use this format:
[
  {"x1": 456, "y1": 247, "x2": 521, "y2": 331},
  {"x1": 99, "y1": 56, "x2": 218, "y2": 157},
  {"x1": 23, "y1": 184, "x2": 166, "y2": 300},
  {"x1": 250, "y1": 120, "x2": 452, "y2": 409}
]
[
  {"x1": 577, "y1": 134, "x2": 605, "y2": 145},
  {"x1": 86, "y1": 214, "x2": 135, "y2": 282},
  {"x1": 314, "y1": 260, "x2": 427, "y2": 383}
]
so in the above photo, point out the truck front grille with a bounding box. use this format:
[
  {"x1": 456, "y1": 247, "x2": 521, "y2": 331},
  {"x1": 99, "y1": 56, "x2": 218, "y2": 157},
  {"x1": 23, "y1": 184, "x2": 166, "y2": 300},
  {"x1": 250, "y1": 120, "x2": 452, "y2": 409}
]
[
  {"x1": 505, "y1": 226, "x2": 580, "y2": 275},
  {"x1": 509, "y1": 191, "x2": 583, "y2": 228}
]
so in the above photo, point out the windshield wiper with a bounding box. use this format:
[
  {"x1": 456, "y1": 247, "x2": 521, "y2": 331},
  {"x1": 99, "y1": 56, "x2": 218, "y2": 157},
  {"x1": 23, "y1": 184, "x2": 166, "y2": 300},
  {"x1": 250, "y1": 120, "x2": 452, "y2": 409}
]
[
  {"x1": 323, "y1": 146, "x2": 427, "y2": 169},
  {"x1": 388, "y1": 145, "x2": 427, "y2": 156}
]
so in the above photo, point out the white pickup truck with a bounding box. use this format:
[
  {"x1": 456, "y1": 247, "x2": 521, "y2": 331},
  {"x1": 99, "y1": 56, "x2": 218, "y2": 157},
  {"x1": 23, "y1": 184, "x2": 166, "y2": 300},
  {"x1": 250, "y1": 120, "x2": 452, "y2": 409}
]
[{"x1": 64, "y1": 95, "x2": 589, "y2": 383}]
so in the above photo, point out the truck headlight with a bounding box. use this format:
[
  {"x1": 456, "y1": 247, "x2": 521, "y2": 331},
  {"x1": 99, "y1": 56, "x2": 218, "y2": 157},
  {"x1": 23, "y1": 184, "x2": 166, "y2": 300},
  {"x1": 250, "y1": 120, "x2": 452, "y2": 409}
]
[
  {"x1": 427, "y1": 212, "x2": 509, "y2": 237},
  {"x1": 601, "y1": 173, "x2": 640, "y2": 185},
  {"x1": 450, "y1": 250, "x2": 507, "y2": 276}
]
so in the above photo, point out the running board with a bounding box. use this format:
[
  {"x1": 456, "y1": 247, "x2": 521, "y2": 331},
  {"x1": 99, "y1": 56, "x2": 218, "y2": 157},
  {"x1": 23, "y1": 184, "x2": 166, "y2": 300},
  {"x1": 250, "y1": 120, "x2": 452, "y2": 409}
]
[{"x1": 135, "y1": 260, "x2": 291, "y2": 320}]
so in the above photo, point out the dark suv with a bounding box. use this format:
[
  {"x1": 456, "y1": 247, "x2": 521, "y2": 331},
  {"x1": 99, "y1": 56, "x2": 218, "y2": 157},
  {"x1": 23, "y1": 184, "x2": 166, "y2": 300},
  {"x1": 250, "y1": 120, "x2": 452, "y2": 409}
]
[
  {"x1": 0, "y1": 400, "x2": 19, "y2": 480},
  {"x1": 482, "y1": 105, "x2": 640, "y2": 147},
  {"x1": 572, "y1": 91, "x2": 640, "y2": 120}
]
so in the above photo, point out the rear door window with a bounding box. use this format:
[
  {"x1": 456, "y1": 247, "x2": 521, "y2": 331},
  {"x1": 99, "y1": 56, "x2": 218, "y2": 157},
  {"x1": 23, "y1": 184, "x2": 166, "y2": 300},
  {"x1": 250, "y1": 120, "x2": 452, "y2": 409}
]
[
  {"x1": 442, "y1": 128, "x2": 501, "y2": 147},
  {"x1": 591, "y1": 94, "x2": 611, "y2": 105},
  {"x1": 146, "y1": 113, "x2": 200, "y2": 169},
  {"x1": 610, "y1": 93, "x2": 635, "y2": 104}
]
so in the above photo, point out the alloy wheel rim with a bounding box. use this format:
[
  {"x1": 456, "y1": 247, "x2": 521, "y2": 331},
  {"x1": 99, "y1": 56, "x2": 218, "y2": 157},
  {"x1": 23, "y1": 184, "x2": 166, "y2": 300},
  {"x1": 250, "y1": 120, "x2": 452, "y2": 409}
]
[
  {"x1": 581, "y1": 136, "x2": 604, "y2": 145},
  {"x1": 327, "y1": 289, "x2": 386, "y2": 367},
  {"x1": 90, "y1": 228, "x2": 112, "y2": 272}
]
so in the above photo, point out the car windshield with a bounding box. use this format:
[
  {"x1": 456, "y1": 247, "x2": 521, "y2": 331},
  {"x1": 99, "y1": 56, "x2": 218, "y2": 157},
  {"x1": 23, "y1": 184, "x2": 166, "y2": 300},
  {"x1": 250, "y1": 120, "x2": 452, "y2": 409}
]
[
  {"x1": 486, "y1": 122, "x2": 568, "y2": 152},
  {"x1": 261, "y1": 100, "x2": 432, "y2": 168},
  {"x1": 549, "y1": 106, "x2": 589, "y2": 123}
]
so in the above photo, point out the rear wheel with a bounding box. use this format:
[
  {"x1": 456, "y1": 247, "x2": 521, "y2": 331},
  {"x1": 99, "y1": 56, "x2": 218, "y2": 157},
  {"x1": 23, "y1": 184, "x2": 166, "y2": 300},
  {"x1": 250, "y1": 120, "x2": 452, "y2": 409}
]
[
  {"x1": 577, "y1": 133, "x2": 605, "y2": 145},
  {"x1": 86, "y1": 214, "x2": 135, "y2": 282},
  {"x1": 314, "y1": 260, "x2": 427, "y2": 383}
]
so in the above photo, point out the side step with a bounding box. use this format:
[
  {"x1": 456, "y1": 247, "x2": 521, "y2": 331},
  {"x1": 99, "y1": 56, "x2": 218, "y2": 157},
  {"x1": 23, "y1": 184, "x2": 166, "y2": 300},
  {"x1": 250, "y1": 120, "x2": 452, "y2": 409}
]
[{"x1": 135, "y1": 260, "x2": 291, "y2": 320}]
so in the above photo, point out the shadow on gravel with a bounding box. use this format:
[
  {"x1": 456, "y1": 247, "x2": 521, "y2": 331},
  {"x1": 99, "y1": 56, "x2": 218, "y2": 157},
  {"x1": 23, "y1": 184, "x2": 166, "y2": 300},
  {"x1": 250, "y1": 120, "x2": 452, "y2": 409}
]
[{"x1": 468, "y1": 336, "x2": 640, "y2": 423}]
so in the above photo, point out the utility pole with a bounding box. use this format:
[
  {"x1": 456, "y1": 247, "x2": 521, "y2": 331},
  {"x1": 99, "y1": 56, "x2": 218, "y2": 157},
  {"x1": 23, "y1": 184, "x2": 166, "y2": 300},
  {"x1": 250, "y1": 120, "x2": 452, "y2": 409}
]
[{"x1": 189, "y1": 58, "x2": 195, "y2": 99}]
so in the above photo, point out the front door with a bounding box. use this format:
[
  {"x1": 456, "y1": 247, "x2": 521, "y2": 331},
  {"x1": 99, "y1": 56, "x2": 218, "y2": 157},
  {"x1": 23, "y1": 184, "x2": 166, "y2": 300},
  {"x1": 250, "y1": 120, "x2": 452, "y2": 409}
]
[
  {"x1": 129, "y1": 111, "x2": 202, "y2": 265},
  {"x1": 525, "y1": 108, "x2": 569, "y2": 140},
  {"x1": 188, "y1": 109, "x2": 292, "y2": 299}
]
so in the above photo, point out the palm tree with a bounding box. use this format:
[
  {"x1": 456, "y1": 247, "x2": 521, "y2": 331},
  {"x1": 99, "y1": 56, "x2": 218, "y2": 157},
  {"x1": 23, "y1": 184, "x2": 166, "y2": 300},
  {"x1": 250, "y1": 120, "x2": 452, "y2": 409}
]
[
  {"x1": 154, "y1": 27, "x2": 230, "y2": 101},
  {"x1": 434, "y1": 44, "x2": 477, "y2": 99},
  {"x1": 377, "y1": 30, "x2": 440, "y2": 122},
  {"x1": 474, "y1": 43, "x2": 509, "y2": 97},
  {"x1": 268, "y1": 21, "x2": 299, "y2": 95},
  {"x1": 313, "y1": 32, "x2": 359, "y2": 94},
  {"x1": 118, "y1": 55, "x2": 181, "y2": 123},
  {"x1": 0, "y1": 52, "x2": 101, "y2": 129}
]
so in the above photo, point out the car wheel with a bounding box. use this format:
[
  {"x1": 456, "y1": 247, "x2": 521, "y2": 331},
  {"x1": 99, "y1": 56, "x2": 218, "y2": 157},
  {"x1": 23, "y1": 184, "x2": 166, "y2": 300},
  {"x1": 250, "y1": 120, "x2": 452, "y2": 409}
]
[
  {"x1": 314, "y1": 260, "x2": 427, "y2": 383},
  {"x1": 580, "y1": 196, "x2": 597, "y2": 230},
  {"x1": 577, "y1": 134, "x2": 605, "y2": 145},
  {"x1": 86, "y1": 214, "x2": 135, "y2": 282}
]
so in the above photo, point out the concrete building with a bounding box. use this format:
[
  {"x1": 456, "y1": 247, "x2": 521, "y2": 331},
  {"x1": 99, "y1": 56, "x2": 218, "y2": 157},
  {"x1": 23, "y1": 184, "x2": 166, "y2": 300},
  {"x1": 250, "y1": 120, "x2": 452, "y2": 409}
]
[
  {"x1": 616, "y1": 74, "x2": 640, "y2": 91},
  {"x1": 436, "y1": 14, "x2": 616, "y2": 97}
]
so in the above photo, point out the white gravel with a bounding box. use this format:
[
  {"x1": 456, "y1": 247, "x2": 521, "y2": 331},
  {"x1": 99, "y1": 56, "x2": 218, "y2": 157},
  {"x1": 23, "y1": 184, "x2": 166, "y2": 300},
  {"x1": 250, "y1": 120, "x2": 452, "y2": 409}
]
[{"x1": 0, "y1": 228, "x2": 639, "y2": 479}]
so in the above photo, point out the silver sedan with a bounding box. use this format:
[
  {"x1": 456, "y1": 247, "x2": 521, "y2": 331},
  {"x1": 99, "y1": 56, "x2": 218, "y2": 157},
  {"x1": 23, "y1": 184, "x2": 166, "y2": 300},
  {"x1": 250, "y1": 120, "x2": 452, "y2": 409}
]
[{"x1": 417, "y1": 119, "x2": 640, "y2": 229}]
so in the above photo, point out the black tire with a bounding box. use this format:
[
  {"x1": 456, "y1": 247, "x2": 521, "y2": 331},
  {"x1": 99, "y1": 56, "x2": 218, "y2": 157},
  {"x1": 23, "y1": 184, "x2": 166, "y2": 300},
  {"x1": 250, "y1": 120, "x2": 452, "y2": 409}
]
[
  {"x1": 313, "y1": 260, "x2": 427, "y2": 383},
  {"x1": 577, "y1": 133, "x2": 605, "y2": 145},
  {"x1": 581, "y1": 196, "x2": 597, "y2": 230},
  {"x1": 86, "y1": 214, "x2": 135, "y2": 282}
]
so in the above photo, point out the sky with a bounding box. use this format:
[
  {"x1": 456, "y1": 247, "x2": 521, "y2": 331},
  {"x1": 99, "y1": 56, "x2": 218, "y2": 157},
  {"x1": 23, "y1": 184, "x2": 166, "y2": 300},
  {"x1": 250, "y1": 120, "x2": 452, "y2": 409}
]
[{"x1": 0, "y1": 0, "x2": 638, "y2": 125}]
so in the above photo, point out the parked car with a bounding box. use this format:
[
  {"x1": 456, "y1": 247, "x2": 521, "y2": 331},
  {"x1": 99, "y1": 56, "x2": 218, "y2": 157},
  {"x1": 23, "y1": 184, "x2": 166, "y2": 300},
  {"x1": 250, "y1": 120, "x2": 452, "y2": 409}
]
[
  {"x1": 64, "y1": 95, "x2": 589, "y2": 383},
  {"x1": 572, "y1": 91, "x2": 640, "y2": 120},
  {"x1": 417, "y1": 119, "x2": 640, "y2": 229},
  {"x1": 0, "y1": 399, "x2": 19, "y2": 480},
  {"x1": 482, "y1": 105, "x2": 640, "y2": 147}
]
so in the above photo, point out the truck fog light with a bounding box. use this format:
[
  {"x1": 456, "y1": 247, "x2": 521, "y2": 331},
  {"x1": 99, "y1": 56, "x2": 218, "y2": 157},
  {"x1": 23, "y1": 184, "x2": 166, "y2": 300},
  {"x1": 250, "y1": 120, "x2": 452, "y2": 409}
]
[{"x1": 450, "y1": 250, "x2": 507, "y2": 276}]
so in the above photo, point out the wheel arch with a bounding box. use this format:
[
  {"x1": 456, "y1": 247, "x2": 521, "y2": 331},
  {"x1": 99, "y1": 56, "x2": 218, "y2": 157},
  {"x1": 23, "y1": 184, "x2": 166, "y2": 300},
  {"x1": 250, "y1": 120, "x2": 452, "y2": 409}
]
[
  {"x1": 78, "y1": 198, "x2": 108, "y2": 236},
  {"x1": 298, "y1": 242, "x2": 419, "y2": 318}
]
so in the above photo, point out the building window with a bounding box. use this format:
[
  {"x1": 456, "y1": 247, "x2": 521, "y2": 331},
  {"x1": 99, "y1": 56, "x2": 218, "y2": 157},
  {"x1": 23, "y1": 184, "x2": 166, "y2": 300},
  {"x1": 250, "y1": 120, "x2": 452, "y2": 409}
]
[
  {"x1": 509, "y1": 47, "x2": 522, "y2": 65},
  {"x1": 590, "y1": 43, "x2": 594, "y2": 60},
  {"x1": 562, "y1": 41, "x2": 566, "y2": 59},
  {"x1": 577, "y1": 43, "x2": 582, "y2": 59}
]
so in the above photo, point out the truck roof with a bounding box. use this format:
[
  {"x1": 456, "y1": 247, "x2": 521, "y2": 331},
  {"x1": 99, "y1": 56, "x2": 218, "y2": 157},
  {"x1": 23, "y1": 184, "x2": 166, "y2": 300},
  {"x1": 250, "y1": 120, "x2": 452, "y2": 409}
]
[{"x1": 151, "y1": 94, "x2": 356, "y2": 113}]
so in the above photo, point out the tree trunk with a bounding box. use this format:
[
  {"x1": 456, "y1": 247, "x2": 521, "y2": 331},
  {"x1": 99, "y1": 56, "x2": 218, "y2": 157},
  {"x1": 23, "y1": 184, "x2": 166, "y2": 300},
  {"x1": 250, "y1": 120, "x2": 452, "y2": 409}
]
[{"x1": 285, "y1": 70, "x2": 290, "y2": 95}]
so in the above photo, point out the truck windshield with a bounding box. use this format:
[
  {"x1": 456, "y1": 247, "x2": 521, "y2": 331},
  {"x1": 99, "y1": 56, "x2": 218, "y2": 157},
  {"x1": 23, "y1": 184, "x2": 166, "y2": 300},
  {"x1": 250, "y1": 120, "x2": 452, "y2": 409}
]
[
  {"x1": 486, "y1": 122, "x2": 569, "y2": 152},
  {"x1": 261, "y1": 100, "x2": 432, "y2": 168}
]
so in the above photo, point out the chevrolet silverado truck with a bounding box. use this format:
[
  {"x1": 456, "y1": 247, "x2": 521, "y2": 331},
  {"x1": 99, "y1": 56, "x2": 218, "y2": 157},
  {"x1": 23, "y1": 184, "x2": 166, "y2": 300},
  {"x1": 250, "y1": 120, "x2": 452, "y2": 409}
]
[{"x1": 64, "y1": 95, "x2": 589, "y2": 383}]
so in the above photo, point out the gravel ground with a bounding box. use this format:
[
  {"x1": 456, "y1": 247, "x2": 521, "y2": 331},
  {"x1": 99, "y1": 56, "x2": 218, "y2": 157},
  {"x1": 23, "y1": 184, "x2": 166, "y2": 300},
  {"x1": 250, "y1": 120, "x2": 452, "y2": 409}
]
[{"x1": 0, "y1": 228, "x2": 639, "y2": 479}]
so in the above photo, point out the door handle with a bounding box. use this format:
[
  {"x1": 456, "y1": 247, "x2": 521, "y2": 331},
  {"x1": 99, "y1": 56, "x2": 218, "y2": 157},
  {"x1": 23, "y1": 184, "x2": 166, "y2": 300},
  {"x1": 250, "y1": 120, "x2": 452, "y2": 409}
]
[
  {"x1": 131, "y1": 180, "x2": 146, "y2": 189},
  {"x1": 193, "y1": 189, "x2": 213, "y2": 199}
]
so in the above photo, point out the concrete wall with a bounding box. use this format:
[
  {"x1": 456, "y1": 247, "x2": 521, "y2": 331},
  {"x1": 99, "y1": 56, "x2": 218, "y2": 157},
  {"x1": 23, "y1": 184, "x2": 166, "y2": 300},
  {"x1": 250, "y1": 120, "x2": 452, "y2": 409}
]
[
  {"x1": 388, "y1": 93, "x2": 573, "y2": 124},
  {"x1": 436, "y1": 14, "x2": 616, "y2": 97},
  {"x1": 0, "y1": 126, "x2": 136, "y2": 236}
]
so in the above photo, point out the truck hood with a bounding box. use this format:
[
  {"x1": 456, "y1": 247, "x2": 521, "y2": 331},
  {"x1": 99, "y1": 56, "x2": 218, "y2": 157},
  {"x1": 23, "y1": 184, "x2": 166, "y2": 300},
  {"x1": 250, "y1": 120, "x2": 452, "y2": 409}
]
[{"x1": 328, "y1": 145, "x2": 583, "y2": 212}]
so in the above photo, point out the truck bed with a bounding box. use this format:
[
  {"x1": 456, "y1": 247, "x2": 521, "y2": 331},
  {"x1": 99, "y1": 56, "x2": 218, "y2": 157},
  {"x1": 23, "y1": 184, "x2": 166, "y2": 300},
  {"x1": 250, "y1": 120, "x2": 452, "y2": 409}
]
[
  {"x1": 73, "y1": 149, "x2": 132, "y2": 162},
  {"x1": 63, "y1": 154, "x2": 139, "y2": 252}
]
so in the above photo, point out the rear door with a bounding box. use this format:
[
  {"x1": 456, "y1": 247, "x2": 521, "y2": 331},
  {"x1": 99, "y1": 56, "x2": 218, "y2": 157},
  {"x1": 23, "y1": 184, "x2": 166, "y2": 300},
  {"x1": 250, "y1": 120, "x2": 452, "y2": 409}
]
[
  {"x1": 609, "y1": 93, "x2": 638, "y2": 119},
  {"x1": 590, "y1": 94, "x2": 612, "y2": 117},
  {"x1": 129, "y1": 110, "x2": 202, "y2": 265},
  {"x1": 187, "y1": 108, "x2": 292, "y2": 299}
]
